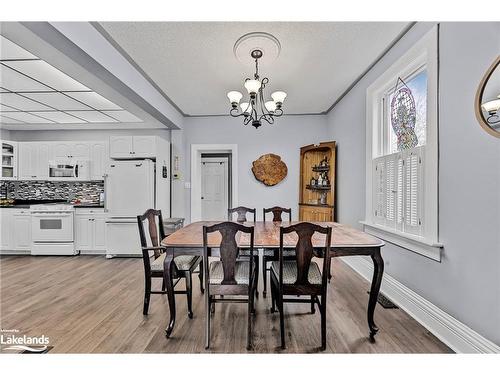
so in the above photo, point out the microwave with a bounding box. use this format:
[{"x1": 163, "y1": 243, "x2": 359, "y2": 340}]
[{"x1": 48, "y1": 160, "x2": 90, "y2": 180}]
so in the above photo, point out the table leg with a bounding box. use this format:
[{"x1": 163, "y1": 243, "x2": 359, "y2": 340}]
[
  {"x1": 368, "y1": 247, "x2": 384, "y2": 342},
  {"x1": 163, "y1": 248, "x2": 176, "y2": 338}
]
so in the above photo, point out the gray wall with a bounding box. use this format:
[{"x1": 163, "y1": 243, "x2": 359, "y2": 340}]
[
  {"x1": 327, "y1": 22, "x2": 500, "y2": 344},
  {"x1": 181, "y1": 115, "x2": 329, "y2": 222}
]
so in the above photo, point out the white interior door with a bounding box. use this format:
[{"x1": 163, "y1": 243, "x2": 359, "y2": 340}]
[{"x1": 201, "y1": 158, "x2": 228, "y2": 221}]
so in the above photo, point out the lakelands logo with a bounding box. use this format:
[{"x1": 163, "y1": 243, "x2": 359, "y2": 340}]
[{"x1": 0, "y1": 329, "x2": 50, "y2": 353}]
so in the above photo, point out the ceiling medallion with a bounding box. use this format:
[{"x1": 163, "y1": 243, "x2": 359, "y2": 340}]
[{"x1": 227, "y1": 33, "x2": 287, "y2": 129}]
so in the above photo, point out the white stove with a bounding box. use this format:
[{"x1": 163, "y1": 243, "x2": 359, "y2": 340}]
[{"x1": 30, "y1": 204, "x2": 76, "y2": 255}]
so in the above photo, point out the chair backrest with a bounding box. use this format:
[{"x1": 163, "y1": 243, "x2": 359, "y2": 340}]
[
  {"x1": 263, "y1": 206, "x2": 292, "y2": 222},
  {"x1": 203, "y1": 221, "x2": 254, "y2": 285},
  {"x1": 228, "y1": 206, "x2": 256, "y2": 223},
  {"x1": 137, "y1": 209, "x2": 166, "y2": 258},
  {"x1": 279, "y1": 222, "x2": 331, "y2": 287}
]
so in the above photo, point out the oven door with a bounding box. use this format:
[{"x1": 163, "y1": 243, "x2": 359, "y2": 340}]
[{"x1": 31, "y1": 212, "x2": 74, "y2": 242}]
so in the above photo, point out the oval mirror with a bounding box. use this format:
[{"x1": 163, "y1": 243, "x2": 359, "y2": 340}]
[{"x1": 475, "y1": 56, "x2": 500, "y2": 138}]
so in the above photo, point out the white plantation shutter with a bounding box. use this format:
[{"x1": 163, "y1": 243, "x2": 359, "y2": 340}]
[
  {"x1": 403, "y1": 146, "x2": 424, "y2": 236},
  {"x1": 372, "y1": 146, "x2": 424, "y2": 237},
  {"x1": 373, "y1": 158, "x2": 386, "y2": 225}
]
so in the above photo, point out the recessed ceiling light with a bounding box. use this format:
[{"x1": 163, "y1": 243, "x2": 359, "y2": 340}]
[
  {"x1": 65, "y1": 91, "x2": 122, "y2": 110},
  {"x1": 2, "y1": 111, "x2": 54, "y2": 123},
  {"x1": 65, "y1": 111, "x2": 118, "y2": 123},
  {"x1": 0, "y1": 36, "x2": 38, "y2": 60},
  {"x1": 22, "y1": 92, "x2": 92, "y2": 111},
  {"x1": 0, "y1": 64, "x2": 52, "y2": 92},
  {"x1": 29, "y1": 111, "x2": 86, "y2": 124},
  {"x1": 3, "y1": 60, "x2": 90, "y2": 91},
  {"x1": 0, "y1": 93, "x2": 52, "y2": 111},
  {"x1": 103, "y1": 110, "x2": 142, "y2": 122}
]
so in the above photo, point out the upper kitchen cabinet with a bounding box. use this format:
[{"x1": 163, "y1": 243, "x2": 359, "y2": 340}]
[
  {"x1": 51, "y1": 142, "x2": 90, "y2": 160},
  {"x1": 110, "y1": 136, "x2": 156, "y2": 159},
  {"x1": 1, "y1": 140, "x2": 18, "y2": 180},
  {"x1": 90, "y1": 142, "x2": 108, "y2": 180},
  {"x1": 18, "y1": 142, "x2": 49, "y2": 180}
]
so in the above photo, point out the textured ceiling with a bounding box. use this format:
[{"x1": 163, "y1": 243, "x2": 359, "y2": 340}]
[{"x1": 100, "y1": 22, "x2": 410, "y2": 116}]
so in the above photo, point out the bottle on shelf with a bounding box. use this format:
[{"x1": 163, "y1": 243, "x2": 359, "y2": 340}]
[
  {"x1": 310, "y1": 176, "x2": 316, "y2": 186},
  {"x1": 318, "y1": 173, "x2": 323, "y2": 185}
]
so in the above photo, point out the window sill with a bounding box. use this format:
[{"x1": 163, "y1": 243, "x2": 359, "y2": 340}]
[{"x1": 360, "y1": 221, "x2": 443, "y2": 262}]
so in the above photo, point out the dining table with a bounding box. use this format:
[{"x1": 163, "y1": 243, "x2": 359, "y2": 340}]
[{"x1": 161, "y1": 221, "x2": 385, "y2": 341}]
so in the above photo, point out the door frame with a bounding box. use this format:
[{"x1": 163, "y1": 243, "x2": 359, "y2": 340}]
[{"x1": 190, "y1": 144, "x2": 238, "y2": 222}]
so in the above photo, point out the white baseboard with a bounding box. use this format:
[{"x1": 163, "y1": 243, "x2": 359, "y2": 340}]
[{"x1": 342, "y1": 257, "x2": 500, "y2": 353}]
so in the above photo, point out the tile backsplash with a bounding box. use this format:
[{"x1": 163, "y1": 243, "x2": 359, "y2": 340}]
[{"x1": 0, "y1": 180, "x2": 104, "y2": 203}]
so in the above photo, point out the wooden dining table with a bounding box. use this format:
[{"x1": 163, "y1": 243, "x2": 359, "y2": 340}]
[{"x1": 161, "y1": 221, "x2": 385, "y2": 341}]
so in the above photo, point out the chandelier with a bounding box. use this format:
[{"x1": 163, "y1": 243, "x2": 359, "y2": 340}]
[{"x1": 226, "y1": 49, "x2": 287, "y2": 129}]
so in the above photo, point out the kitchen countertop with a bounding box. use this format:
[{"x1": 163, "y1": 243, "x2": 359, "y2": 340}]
[
  {"x1": 73, "y1": 204, "x2": 105, "y2": 208},
  {"x1": 0, "y1": 201, "x2": 104, "y2": 209}
]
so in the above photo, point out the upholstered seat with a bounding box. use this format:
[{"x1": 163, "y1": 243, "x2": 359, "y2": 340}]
[
  {"x1": 271, "y1": 260, "x2": 322, "y2": 285},
  {"x1": 263, "y1": 249, "x2": 295, "y2": 257},
  {"x1": 150, "y1": 253, "x2": 198, "y2": 272},
  {"x1": 209, "y1": 260, "x2": 250, "y2": 284},
  {"x1": 239, "y1": 249, "x2": 258, "y2": 256}
]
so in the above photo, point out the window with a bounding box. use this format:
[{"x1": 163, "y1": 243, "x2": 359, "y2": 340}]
[{"x1": 363, "y1": 26, "x2": 442, "y2": 261}]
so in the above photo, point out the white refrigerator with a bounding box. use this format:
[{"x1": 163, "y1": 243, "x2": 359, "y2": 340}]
[{"x1": 105, "y1": 159, "x2": 155, "y2": 257}]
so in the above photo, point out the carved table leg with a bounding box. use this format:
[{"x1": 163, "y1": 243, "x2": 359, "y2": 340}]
[
  {"x1": 163, "y1": 248, "x2": 176, "y2": 338},
  {"x1": 367, "y1": 247, "x2": 384, "y2": 342}
]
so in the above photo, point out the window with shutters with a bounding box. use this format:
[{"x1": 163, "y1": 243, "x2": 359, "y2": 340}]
[{"x1": 363, "y1": 26, "x2": 442, "y2": 261}]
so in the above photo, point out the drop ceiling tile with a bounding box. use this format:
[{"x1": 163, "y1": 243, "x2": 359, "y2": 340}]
[
  {"x1": 0, "y1": 64, "x2": 52, "y2": 92},
  {"x1": 29, "y1": 111, "x2": 86, "y2": 124},
  {"x1": 0, "y1": 36, "x2": 38, "y2": 60},
  {"x1": 0, "y1": 114, "x2": 24, "y2": 124},
  {"x1": 0, "y1": 103, "x2": 19, "y2": 112},
  {"x1": 2, "y1": 111, "x2": 54, "y2": 123},
  {"x1": 65, "y1": 111, "x2": 118, "y2": 123},
  {"x1": 0, "y1": 93, "x2": 52, "y2": 111},
  {"x1": 103, "y1": 110, "x2": 142, "y2": 122},
  {"x1": 65, "y1": 91, "x2": 122, "y2": 110},
  {"x1": 0, "y1": 88, "x2": 8, "y2": 92},
  {"x1": 22, "y1": 92, "x2": 92, "y2": 111},
  {"x1": 3, "y1": 60, "x2": 89, "y2": 91}
]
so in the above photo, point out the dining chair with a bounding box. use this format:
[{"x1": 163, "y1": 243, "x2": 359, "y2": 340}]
[
  {"x1": 203, "y1": 221, "x2": 257, "y2": 350},
  {"x1": 270, "y1": 222, "x2": 332, "y2": 350},
  {"x1": 228, "y1": 206, "x2": 259, "y2": 297},
  {"x1": 137, "y1": 209, "x2": 203, "y2": 318},
  {"x1": 262, "y1": 207, "x2": 293, "y2": 298}
]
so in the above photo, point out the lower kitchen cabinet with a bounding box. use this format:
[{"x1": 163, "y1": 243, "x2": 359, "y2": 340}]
[
  {"x1": 0, "y1": 208, "x2": 31, "y2": 254},
  {"x1": 75, "y1": 209, "x2": 107, "y2": 254}
]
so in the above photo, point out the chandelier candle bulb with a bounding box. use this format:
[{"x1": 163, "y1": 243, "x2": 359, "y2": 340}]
[
  {"x1": 481, "y1": 99, "x2": 500, "y2": 113},
  {"x1": 227, "y1": 91, "x2": 243, "y2": 106}
]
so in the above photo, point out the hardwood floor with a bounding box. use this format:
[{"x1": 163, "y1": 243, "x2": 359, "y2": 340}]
[{"x1": 0, "y1": 255, "x2": 452, "y2": 353}]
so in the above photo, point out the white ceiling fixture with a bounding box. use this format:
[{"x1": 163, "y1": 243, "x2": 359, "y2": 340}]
[
  {"x1": 100, "y1": 22, "x2": 410, "y2": 115},
  {"x1": 227, "y1": 33, "x2": 287, "y2": 129},
  {"x1": 0, "y1": 34, "x2": 143, "y2": 126}
]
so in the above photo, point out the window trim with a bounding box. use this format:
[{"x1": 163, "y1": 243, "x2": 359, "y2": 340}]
[{"x1": 364, "y1": 25, "x2": 443, "y2": 261}]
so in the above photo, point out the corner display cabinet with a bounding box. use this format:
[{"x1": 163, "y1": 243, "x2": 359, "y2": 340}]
[{"x1": 299, "y1": 141, "x2": 336, "y2": 222}]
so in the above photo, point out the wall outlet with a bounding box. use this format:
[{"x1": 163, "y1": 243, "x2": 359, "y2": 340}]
[{"x1": 184, "y1": 182, "x2": 191, "y2": 189}]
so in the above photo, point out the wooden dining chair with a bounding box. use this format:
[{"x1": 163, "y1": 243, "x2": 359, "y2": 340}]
[
  {"x1": 228, "y1": 206, "x2": 259, "y2": 297},
  {"x1": 270, "y1": 222, "x2": 332, "y2": 350},
  {"x1": 262, "y1": 207, "x2": 293, "y2": 298},
  {"x1": 203, "y1": 222, "x2": 257, "y2": 350},
  {"x1": 137, "y1": 209, "x2": 203, "y2": 318}
]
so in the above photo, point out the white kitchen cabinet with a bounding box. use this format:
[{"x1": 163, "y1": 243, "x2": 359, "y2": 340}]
[
  {"x1": 109, "y1": 136, "x2": 156, "y2": 159},
  {"x1": 75, "y1": 209, "x2": 107, "y2": 254},
  {"x1": 89, "y1": 142, "x2": 108, "y2": 180},
  {"x1": 52, "y1": 142, "x2": 90, "y2": 160},
  {"x1": 109, "y1": 136, "x2": 133, "y2": 158},
  {"x1": 132, "y1": 136, "x2": 156, "y2": 158},
  {"x1": 53, "y1": 142, "x2": 72, "y2": 159},
  {"x1": 13, "y1": 210, "x2": 31, "y2": 251},
  {"x1": 0, "y1": 208, "x2": 31, "y2": 254},
  {"x1": 1, "y1": 140, "x2": 18, "y2": 180},
  {"x1": 72, "y1": 143, "x2": 91, "y2": 159},
  {"x1": 18, "y1": 142, "x2": 49, "y2": 180}
]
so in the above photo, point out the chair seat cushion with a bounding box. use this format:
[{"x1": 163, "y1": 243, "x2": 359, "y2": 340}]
[
  {"x1": 263, "y1": 248, "x2": 296, "y2": 257},
  {"x1": 209, "y1": 260, "x2": 250, "y2": 285},
  {"x1": 238, "y1": 249, "x2": 258, "y2": 257},
  {"x1": 150, "y1": 253, "x2": 198, "y2": 272},
  {"x1": 271, "y1": 260, "x2": 322, "y2": 285}
]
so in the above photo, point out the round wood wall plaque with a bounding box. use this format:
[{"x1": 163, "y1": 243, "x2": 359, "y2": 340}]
[{"x1": 252, "y1": 153, "x2": 288, "y2": 186}]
